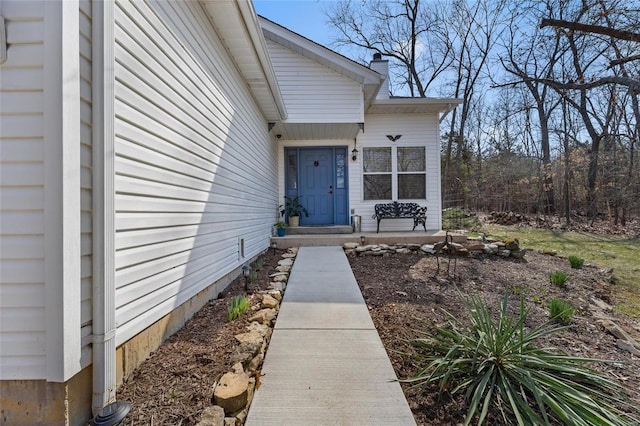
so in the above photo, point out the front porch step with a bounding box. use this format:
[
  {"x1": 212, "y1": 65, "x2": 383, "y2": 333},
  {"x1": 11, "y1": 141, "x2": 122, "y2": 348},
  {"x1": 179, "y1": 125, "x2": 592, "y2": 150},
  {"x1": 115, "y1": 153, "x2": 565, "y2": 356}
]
[{"x1": 286, "y1": 225, "x2": 353, "y2": 235}]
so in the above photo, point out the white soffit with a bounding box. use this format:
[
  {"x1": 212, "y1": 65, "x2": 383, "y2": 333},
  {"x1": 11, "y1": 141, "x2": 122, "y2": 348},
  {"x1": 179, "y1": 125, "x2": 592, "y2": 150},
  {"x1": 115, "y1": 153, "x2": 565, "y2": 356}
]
[
  {"x1": 201, "y1": 0, "x2": 286, "y2": 121},
  {"x1": 366, "y1": 97, "x2": 464, "y2": 115}
]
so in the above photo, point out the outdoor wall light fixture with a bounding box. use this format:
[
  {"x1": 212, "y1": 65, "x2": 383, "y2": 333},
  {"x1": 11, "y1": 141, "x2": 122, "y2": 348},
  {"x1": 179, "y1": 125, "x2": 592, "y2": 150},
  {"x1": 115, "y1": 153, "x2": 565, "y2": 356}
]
[
  {"x1": 242, "y1": 265, "x2": 252, "y2": 292},
  {"x1": 351, "y1": 146, "x2": 358, "y2": 161},
  {"x1": 271, "y1": 240, "x2": 278, "y2": 254}
]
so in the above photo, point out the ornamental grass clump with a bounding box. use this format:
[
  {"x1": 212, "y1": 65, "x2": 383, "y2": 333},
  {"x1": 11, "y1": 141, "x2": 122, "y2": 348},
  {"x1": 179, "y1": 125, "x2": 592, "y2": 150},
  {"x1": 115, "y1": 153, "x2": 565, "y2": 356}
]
[
  {"x1": 549, "y1": 270, "x2": 569, "y2": 287},
  {"x1": 568, "y1": 255, "x2": 585, "y2": 269},
  {"x1": 405, "y1": 295, "x2": 635, "y2": 426},
  {"x1": 227, "y1": 295, "x2": 250, "y2": 322},
  {"x1": 548, "y1": 297, "x2": 576, "y2": 324}
]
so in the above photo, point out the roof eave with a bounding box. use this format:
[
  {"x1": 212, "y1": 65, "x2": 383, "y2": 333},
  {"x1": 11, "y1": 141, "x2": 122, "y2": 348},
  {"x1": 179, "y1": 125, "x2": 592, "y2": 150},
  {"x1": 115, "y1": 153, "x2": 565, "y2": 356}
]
[{"x1": 201, "y1": 0, "x2": 287, "y2": 122}]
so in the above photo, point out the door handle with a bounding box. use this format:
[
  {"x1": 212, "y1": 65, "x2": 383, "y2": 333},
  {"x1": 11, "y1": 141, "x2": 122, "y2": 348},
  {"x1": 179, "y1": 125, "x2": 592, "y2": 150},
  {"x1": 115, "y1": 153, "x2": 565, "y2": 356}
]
[{"x1": 329, "y1": 185, "x2": 333, "y2": 194}]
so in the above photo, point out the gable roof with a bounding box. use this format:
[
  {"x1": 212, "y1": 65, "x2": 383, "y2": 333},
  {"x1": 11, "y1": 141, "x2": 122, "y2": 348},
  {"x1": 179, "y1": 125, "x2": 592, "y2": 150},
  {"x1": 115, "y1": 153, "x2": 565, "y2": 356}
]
[{"x1": 258, "y1": 16, "x2": 384, "y2": 110}]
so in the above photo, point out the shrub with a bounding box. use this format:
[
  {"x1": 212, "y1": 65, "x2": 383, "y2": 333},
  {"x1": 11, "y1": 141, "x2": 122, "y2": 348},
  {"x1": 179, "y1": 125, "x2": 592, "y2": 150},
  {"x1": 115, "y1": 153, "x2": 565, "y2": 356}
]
[
  {"x1": 255, "y1": 257, "x2": 264, "y2": 271},
  {"x1": 227, "y1": 295, "x2": 250, "y2": 321},
  {"x1": 549, "y1": 270, "x2": 569, "y2": 287},
  {"x1": 249, "y1": 270, "x2": 258, "y2": 284},
  {"x1": 548, "y1": 297, "x2": 576, "y2": 324},
  {"x1": 405, "y1": 296, "x2": 635, "y2": 425},
  {"x1": 568, "y1": 255, "x2": 585, "y2": 269}
]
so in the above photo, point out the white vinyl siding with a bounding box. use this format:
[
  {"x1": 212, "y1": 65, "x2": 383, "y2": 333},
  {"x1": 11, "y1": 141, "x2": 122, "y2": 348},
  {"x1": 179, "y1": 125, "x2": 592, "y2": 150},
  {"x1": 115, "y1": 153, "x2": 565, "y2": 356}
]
[
  {"x1": 79, "y1": 0, "x2": 93, "y2": 368},
  {"x1": 350, "y1": 113, "x2": 442, "y2": 232},
  {"x1": 113, "y1": 1, "x2": 277, "y2": 346},
  {"x1": 0, "y1": 1, "x2": 47, "y2": 379},
  {"x1": 266, "y1": 39, "x2": 363, "y2": 123}
]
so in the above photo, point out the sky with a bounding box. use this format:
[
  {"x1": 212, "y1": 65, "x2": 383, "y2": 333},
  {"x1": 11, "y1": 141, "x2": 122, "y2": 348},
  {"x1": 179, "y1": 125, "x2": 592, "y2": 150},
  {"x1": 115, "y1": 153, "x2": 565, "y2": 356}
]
[{"x1": 253, "y1": 0, "x2": 338, "y2": 49}]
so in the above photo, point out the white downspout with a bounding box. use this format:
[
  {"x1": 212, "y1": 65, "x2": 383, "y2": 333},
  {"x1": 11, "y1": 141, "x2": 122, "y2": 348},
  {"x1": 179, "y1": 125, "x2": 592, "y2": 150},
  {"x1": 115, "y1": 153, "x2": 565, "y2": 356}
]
[{"x1": 92, "y1": 0, "x2": 117, "y2": 414}]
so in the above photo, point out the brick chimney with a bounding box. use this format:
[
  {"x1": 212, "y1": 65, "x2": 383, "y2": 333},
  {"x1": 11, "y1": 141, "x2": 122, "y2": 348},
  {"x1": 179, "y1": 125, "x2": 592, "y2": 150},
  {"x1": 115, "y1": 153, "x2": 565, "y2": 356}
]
[{"x1": 369, "y1": 53, "x2": 389, "y2": 99}]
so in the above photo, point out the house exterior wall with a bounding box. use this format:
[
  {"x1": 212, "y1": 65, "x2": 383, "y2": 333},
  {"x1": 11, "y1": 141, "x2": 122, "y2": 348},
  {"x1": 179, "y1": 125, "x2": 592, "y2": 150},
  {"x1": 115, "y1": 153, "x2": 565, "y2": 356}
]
[
  {"x1": 1, "y1": 1, "x2": 93, "y2": 424},
  {"x1": 265, "y1": 39, "x2": 364, "y2": 123},
  {"x1": 0, "y1": 0, "x2": 48, "y2": 380},
  {"x1": 350, "y1": 113, "x2": 442, "y2": 231},
  {"x1": 0, "y1": 0, "x2": 86, "y2": 383},
  {"x1": 112, "y1": 0, "x2": 278, "y2": 347}
]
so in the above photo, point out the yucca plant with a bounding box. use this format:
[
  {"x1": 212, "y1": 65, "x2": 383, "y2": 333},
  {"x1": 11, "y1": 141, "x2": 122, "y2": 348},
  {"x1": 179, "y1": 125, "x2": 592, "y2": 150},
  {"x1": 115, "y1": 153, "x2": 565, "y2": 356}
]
[
  {"x1": 549, "y1": 270, "x2": 569, "y2": 287},
  {"x1": 568, "y1": 255, "x2": 585, "y2": 269},
  {"x1": 255, "y1": 257, "x2": 264, "y2": 271},
  {"x1": 227, "y1": 295, "x2": 250, "y2": 321},
  {"x1": 548, "y1": 297, "x2": 576, "y2": 324},
  {"x1": 404, "y1": 295, "x2": 635, "y2": 426}
]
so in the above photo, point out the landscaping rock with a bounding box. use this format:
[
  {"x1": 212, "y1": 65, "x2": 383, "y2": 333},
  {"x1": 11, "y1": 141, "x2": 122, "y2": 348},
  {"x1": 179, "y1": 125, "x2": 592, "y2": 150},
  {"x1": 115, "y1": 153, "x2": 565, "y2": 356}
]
[
  {"x1": 275, "y1": 265, "x2": 291, "y2": 272},
  {"x1": 467, "y1": 243, "x2": 486, "y2": 251},
  {"x1": 265, "y1": 289, "x2": 282, "y2": 301},
  {"x1": 234, "y1": 331, "x2": 263, "y2": 347},
  {"x1": 497, "y1": 249, "x2": 511, "y2": 257},
  {"x1": 420, "y1": 244, "x2": 436, "y2": 254},
  {"x1": 510, "y1": 249, "x2": 527, "y2": 259},
  {"x1": 483, "y1": 244, "x2": 499, "y2": 254},
  {"x1": 230, "y1": 340, "x2": 261, "y2": 365},
  {"x1": 271, "y1": 273, "x2": 288, "y2": 282},
  {"x1": 343, "y1": 242, "x2": 359, "y2": 250},
  {"x1": 281, "y1": 253, "x2": 296, "y2": 258},
  {"x1": 246, "y1": 321, "x2": 269, "y2": 337},
  {"x1": 261, "y1": 294, "x2": 279, "y2": 309},
  {"x1": 246, "y1": 352, "x2": 263, "y2": 374},
  {"x1": 248, "y1": 308, "x2": 277, "y2": 325},
  {"x1": 197, "y1": 406, "x2": 225, "y2": 426},
  {"x1": 267, "y1": 282, "x2": 286, "y2": 292},
  {"x1": 504, "y1": 239, "x2": 520, "y2": 250},
  {"x1": 277, "y1": 258, "x2": 293, "y2": 267},
  {"x1": 214, "y1": 371, "x2": 249, "y2": 414},
  {"x1": 396, "y1": 248, "x2": 412, "y2": 254}
]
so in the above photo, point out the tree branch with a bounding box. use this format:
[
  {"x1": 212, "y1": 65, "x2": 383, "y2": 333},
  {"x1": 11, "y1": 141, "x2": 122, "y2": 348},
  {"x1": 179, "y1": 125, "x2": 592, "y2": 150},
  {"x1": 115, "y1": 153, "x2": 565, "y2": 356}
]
[
  {"x1": 538, "y1": 76, "x2": 640, "y2": 93},
  {"x1": 540, "y1": 18, "x2": 640, "y2": 43},
  {"x1": 609, "y1": 54, "x2": 640, "y2": 69}
]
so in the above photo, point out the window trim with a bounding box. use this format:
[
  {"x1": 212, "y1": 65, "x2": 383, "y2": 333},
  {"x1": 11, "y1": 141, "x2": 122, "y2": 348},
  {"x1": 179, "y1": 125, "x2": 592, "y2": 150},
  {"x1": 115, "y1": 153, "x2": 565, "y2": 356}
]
[{"x1": 362, "y1": 146, "x2": 426, "y2": 201}]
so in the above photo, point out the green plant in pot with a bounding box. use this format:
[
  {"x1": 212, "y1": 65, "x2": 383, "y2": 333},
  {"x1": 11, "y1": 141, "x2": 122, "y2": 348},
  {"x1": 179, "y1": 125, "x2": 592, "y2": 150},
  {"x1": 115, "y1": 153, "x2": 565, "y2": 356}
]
[
  {"x1": 274, "y1": 221, "x2": 288, "y2": 237},
  {"x1": 281, "y1": 196, "x2": 309, "y2": 227}
]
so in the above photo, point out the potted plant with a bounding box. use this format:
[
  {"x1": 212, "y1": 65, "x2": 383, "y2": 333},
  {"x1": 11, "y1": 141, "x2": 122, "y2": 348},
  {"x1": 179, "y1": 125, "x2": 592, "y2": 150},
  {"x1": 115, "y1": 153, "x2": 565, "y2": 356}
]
[
  {"x1": 281, "y1": 196, "x2": 309, "y2": 227},
  {"x1": 274, "y1": 221, "x2": 288, "y2": 237}
]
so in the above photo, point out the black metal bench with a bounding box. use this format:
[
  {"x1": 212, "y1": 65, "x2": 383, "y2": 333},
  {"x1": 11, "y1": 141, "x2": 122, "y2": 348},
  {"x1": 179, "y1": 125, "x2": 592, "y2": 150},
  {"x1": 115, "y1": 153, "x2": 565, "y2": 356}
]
[{"x1": 372, "y1": 201, "x2": 427, "y2": 233}]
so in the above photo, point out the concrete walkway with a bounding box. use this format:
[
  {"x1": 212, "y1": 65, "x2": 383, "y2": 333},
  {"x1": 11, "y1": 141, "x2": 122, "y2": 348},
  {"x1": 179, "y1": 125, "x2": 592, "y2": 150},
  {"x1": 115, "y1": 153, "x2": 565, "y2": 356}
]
[{"x1": 246, "y1": 246, "x2": 416, "y2": 425}]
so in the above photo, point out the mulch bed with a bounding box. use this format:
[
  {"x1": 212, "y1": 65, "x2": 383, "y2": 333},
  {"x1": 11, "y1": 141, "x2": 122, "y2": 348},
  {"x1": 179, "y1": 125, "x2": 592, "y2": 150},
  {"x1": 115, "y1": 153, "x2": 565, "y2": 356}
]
[
  {"x1": 349, "y1": 250, "x2": 640, "y2": 425},
  {"x1": 118, "y1": 243, "x2": 640, "y2": 425}
]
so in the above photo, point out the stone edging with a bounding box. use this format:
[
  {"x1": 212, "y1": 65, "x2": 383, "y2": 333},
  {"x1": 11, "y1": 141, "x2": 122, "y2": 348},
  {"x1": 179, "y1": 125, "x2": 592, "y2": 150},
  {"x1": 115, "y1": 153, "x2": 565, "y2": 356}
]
[
  {"x1": 196, "y1": 247, "x2": 298, "y2": 426},
  {"x1": 343, "y1": 237, "x2": 527, "y2": 259}
]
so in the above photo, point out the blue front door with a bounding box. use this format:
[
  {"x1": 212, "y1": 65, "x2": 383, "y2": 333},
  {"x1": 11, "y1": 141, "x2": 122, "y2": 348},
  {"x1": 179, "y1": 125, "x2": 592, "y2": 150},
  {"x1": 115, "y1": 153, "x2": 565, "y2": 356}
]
[
  {"x1": 301, "y1": 149, "x2": 333, "y2": 225},
  {"x1": 285, "y1": 147, "x2": 349, "y2": 226}
]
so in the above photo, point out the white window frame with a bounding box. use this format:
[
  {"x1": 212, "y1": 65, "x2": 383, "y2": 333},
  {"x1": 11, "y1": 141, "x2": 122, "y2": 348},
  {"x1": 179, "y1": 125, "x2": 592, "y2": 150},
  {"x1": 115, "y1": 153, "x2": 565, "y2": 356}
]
[{"x1": 362, "y1": 146, "x2": 426, "y2": 201}]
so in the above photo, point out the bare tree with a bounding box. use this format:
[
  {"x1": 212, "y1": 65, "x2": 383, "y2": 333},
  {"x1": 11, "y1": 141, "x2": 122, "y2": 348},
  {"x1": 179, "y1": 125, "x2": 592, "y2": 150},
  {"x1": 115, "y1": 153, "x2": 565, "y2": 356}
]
[
  {"x1": 499, "y1": 2, "x2": 564, "y2": 214},
  {"x1": 327, "y1": 0, "x2": 452, "y2": 96}
]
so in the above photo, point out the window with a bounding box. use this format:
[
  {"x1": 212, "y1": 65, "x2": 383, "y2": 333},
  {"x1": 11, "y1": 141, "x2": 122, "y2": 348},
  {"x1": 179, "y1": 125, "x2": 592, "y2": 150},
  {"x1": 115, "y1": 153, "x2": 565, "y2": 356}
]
[
  {"x1": 363, "y1": 147, "x2": 392, "y2": 200},
  {"x1": 363, "y1": 146, "x2": 426, "y2": 200},
  {"x1": 397, "y1": 147, "x2": 425, "y2": 199}
]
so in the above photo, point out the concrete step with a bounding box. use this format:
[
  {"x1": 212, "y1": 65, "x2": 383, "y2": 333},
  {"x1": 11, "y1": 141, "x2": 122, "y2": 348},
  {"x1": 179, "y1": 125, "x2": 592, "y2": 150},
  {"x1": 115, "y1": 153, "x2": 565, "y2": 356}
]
[{"x1": 286, "y1": 225, "x2": 353, "y2": 235}]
